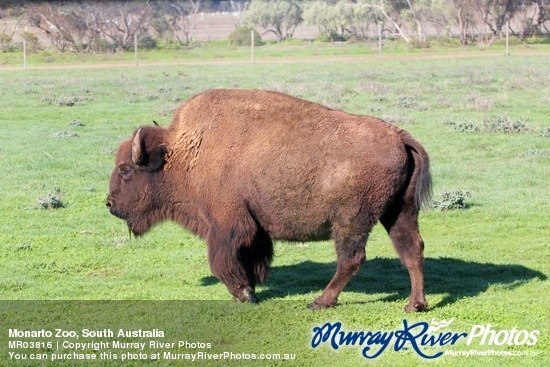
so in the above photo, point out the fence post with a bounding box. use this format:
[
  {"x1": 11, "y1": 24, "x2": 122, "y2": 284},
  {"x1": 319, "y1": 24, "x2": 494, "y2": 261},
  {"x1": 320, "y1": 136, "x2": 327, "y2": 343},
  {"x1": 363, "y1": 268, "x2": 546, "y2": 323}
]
[
  {"x1": 378, "y1": 23, "x2": 382, "y2": 61},
  {"x1": 505, "y1": 21, "x2": 510, "y2": 56},
  {"x1": 134, "y1": 33, "x2": 139, "y2": 66},
  {"x1": 23, "y1": 37, "x2": 27, "y2": 70},
  {"x1": 251, "y1": 30, "x2": 255, "y2": 64}
]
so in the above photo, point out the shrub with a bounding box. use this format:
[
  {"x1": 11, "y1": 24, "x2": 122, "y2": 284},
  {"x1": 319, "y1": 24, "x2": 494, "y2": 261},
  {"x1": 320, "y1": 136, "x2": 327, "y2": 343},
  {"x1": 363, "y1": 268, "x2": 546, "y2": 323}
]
[
  {"x1": 41, "y1": 94, "x2": 92, "y2": 107},
  {"x1": 22, "y1": 32, "x2": 41, "y2": 53},
  {"x1": 397, "y1": 96, "x2": 418, "y2": 109},
  {"x1": 18, "y1": 240, "x2": 31, "y2": 251},
  {"x1": 158, "y1": 104, "x2": 177, "y2": 117},
  {"x1": 138, "y1": 35, "x2": 157, "y2": 50},
  {"x1": 432, "y1": 37, "x2": 461, "y2": 48},
  {"x1": 382, "y1": 114, "x2": 414, "y2": 124},
  {"x1": 94, "y1": 38, "x2": 115, "y2": 53},
  {"x1": 409, "y1": 39, "x2": 430, "y2": 49},
  {"x1": 443, "y1": 117, "x2": 480, "y2": 132},
  {"x1": 436, "y1": 98, "x2": 452, "y2": 108},
  {"x1": 68, "y1": 119, "x2": 84, "y2": 127},
  {"x1": 525, "y1": 35, "x2": 550, "y2": 45},
  {"x1": 103, "y1": 145, "x2": 117, "y2": 156},
  {"x1": 229, "y1": 27, "x2": 262, "y2": 46},
  {"x1": 51, "y1": 130, "x2": 78, "y2": 138},
  {"x1": 538, "y1": 127, "x2": 550, "y2": 137},
  {"x1": 444, "y1": 116, "x2": 529, "y2": 134},
  {"x1": 464, "y1": 93, "x2": 494, "y2": 111},
  {"x1": 315, "y1": 32, "x2": 347, "y2": 43},
  {"x1": 494, "y1": 36, "x2": 522, "y2": 46},
  {"x1": 523, "y1": 149, "x2": 541, "y2": 157},
  {"x1": 483, "y1": 115, "x2": 528, "y2": 133},
  {"x1": 38, "y1": 188, "x2": 67, "y2": 209},
  {"x1": 0, "y1": 33, "x2": 12, "y2": 52},
  {"x1": 432, "y1": 189, "x2": 471, "y2": 211}
]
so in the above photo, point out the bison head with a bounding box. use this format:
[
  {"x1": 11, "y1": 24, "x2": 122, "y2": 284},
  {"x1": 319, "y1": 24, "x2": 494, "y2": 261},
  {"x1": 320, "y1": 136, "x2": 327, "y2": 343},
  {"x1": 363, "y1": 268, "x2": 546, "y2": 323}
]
[{"x1": 106, "y1": 126, "x2": 168, "y2": 235}]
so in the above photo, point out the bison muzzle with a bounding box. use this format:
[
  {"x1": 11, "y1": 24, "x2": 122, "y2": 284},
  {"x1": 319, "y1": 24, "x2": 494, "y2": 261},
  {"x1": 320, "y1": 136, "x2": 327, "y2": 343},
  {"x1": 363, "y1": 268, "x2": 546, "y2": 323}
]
[{"x1": 107, "y1": 89, "x2": 432, "y2": 311}]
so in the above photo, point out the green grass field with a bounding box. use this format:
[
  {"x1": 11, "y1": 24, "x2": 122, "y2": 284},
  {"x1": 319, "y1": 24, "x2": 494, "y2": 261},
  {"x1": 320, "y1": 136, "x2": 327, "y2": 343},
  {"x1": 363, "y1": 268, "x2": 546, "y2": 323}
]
[{"x1": 0, "y1": 50, "x2": 548, "y2": 366}]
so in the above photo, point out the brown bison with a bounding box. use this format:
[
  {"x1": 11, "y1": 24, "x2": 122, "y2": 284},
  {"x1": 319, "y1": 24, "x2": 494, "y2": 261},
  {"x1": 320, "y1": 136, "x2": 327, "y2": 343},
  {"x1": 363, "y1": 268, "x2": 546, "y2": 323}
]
[{"x1": 107, "y1": 89, "x2": 432, "y2": 311}]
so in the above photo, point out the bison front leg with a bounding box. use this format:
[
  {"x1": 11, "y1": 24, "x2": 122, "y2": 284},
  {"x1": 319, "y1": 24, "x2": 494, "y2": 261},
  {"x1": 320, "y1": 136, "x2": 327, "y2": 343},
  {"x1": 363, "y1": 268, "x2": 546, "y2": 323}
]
[
  {"x1": 308, "y1": 235, "x2": 367, "y2": 310},
  {"x1": 238, "y1": 228, "x2": 274, "y2": 287},
  {"x1": 206, "y1": 227, "x2": 258, "y2": 304}
]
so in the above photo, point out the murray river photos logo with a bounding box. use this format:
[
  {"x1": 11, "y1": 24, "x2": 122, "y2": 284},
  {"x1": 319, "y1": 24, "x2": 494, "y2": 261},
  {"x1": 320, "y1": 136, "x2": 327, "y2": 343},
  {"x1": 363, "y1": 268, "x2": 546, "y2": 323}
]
[{"x1": 311, "y1": 318, "x2": 540, "y2": 359}]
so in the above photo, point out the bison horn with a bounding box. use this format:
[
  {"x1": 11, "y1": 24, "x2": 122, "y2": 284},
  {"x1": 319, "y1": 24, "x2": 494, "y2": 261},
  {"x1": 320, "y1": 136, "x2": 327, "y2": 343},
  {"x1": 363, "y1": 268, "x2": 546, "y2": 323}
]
[
  {"x1": 132, "y1": 128, "x2": 145, "y2": 165},
  {"x1": 153, "y1": 120, "x2": 159, "y2": 126}
]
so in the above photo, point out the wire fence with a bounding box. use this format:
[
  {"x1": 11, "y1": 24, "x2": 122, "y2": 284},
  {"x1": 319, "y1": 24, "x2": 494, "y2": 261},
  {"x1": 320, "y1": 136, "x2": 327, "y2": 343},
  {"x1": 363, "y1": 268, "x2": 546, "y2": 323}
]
[{"x1": 1, "y1": 25, "x2": 549, "y2": 70}]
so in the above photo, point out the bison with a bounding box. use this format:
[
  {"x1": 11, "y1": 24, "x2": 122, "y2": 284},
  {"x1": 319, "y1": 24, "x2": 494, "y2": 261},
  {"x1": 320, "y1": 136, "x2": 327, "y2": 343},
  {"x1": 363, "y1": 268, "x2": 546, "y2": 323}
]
[{"x1": 106, "y1": 89, "x2": 432, "y2": 311}]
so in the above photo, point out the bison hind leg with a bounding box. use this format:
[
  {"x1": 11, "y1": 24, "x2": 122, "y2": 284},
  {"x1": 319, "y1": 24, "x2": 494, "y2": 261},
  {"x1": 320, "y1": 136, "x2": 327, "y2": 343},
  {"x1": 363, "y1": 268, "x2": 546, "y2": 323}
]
[
  {"x1": 380, "y1": 202, "x2": 428, "y2": 312},
  {"x1": 308, "y1": 232, "x2": 369, "y2": 310}
]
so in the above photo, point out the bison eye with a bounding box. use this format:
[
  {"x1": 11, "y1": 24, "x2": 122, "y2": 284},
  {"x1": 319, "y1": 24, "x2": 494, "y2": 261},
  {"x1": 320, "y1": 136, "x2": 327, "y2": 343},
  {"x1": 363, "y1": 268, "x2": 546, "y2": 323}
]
[{"x1": 118, "y1": 164, "x2": 134, "y2": 181}]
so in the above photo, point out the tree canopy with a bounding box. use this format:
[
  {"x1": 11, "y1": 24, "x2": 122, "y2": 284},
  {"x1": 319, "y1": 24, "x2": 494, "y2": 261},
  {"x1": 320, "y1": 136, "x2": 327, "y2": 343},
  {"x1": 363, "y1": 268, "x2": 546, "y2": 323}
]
[{"x1": 0, "y1": 0, "x2": 547, "y2": 52}]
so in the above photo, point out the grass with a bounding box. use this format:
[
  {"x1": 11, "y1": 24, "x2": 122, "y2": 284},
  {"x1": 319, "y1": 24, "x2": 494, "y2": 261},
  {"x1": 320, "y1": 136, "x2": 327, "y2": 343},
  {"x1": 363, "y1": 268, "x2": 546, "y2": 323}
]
[{"x1": 0, "y1": 49, "x2": 548, "y2": 366}]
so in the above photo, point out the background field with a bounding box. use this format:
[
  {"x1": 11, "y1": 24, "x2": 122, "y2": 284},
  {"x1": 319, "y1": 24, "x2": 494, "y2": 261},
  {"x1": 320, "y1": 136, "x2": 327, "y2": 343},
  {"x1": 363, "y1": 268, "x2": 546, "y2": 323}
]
[{"x1": 0, "y1": 50, "x2": 548, "y2": 366}]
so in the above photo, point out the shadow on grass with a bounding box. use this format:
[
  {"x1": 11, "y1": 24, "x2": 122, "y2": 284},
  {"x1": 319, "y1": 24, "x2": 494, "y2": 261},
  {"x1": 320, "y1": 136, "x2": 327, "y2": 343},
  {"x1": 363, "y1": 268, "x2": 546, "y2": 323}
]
[{"x1": 201, "y1": 257, "x2": 547, "y2": 309}]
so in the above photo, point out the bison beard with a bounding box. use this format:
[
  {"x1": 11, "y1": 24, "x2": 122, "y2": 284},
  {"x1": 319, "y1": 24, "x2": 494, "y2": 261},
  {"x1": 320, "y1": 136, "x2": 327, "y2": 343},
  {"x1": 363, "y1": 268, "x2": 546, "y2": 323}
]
[{"x1": 107, "y1": 89, "x2": 432, "y2": 311}]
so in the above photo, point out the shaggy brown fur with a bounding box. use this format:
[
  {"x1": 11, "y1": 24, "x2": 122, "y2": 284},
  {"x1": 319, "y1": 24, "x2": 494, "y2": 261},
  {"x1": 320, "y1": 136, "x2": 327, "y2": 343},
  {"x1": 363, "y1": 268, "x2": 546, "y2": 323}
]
[{"x1": 107, "y1": 89, "x2": 432, "y2": 311}]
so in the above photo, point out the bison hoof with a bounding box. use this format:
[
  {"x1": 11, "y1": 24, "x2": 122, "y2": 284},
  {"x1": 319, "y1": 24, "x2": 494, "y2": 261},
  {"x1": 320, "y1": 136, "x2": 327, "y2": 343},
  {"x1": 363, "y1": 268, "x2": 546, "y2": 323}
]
[
  {"x1": 246, "y1": 290, "x2": 258, "y2": 304},
  {"x1": 307, "y1": 299, "x2": 337, "y2": 310},
  {"x1": 404, "y1": 300, "x2": 428, "y2": 313},
  {"x1": 233, "y1": 288, "x2": 258, "y2": 304},
  {"x1": 306, "y1": 302, "x2": 325, "y2": 310}
]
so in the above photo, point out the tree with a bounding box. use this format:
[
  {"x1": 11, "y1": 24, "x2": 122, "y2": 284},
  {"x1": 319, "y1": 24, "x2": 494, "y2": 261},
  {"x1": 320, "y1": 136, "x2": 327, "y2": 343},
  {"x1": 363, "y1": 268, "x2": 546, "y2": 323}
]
[
  {"x1": 450, "y1": 0, "x2": 476, "y2": 45},
  {"x1": 472, "y1": 0, "x2": 520, "y2": 45},
  {"x1": 150, "y1": 0, "x2": 203, "y2": 45},
  {"x1": 425, "y1": 0, "x2": 476, "y2": 45},
  {"x1": 363, "y1": 0, "x2": 414, "y2": 42},
  {"x1": 1, "y1": 2, "x2": 28, "y2": 51},
  {"x1": 509, "y1": 0, "x2": 549, "y2": 39},
  {"x1": 304, "y1": 1, "x2": 380, "y2": 41},
  {"x1": 97, "y1": 2, "x2": 151, "y2": 50},
  {"x1": 29, "y1": 2, "x2": 79, "y2": 52},
  {"x1": 228, "y1": 0, "x2": 250, "y2": 28},
  {"x1": 304, "y1": 1, "x2": 343, "y2": 40},
  {"x1": 244, "y1": 0, "x2": 303, "y2": 41},
  {"x1": 28, "y1": 1, "x2": 152, "y2": 53}
]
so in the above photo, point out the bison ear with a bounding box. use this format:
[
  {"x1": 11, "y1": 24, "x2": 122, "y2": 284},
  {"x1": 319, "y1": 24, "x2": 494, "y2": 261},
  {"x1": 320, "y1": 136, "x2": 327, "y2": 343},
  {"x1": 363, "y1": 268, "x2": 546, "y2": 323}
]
[
  {"x1": 147, "y1": 145, "x2": 168, "y2": 172},
  {"x1": 132, "y1": 128, "x2": 145, "y2": 165},
  {"x1": 131, "y1": 127, "x2": 168, "y2": 172}
]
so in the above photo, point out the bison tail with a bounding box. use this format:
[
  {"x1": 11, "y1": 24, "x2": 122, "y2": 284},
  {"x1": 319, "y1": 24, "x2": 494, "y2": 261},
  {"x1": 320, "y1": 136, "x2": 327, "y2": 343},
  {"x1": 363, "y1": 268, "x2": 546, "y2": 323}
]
[{"x1": 399, "y1": 130, "x2": 432, "y2": 211}]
